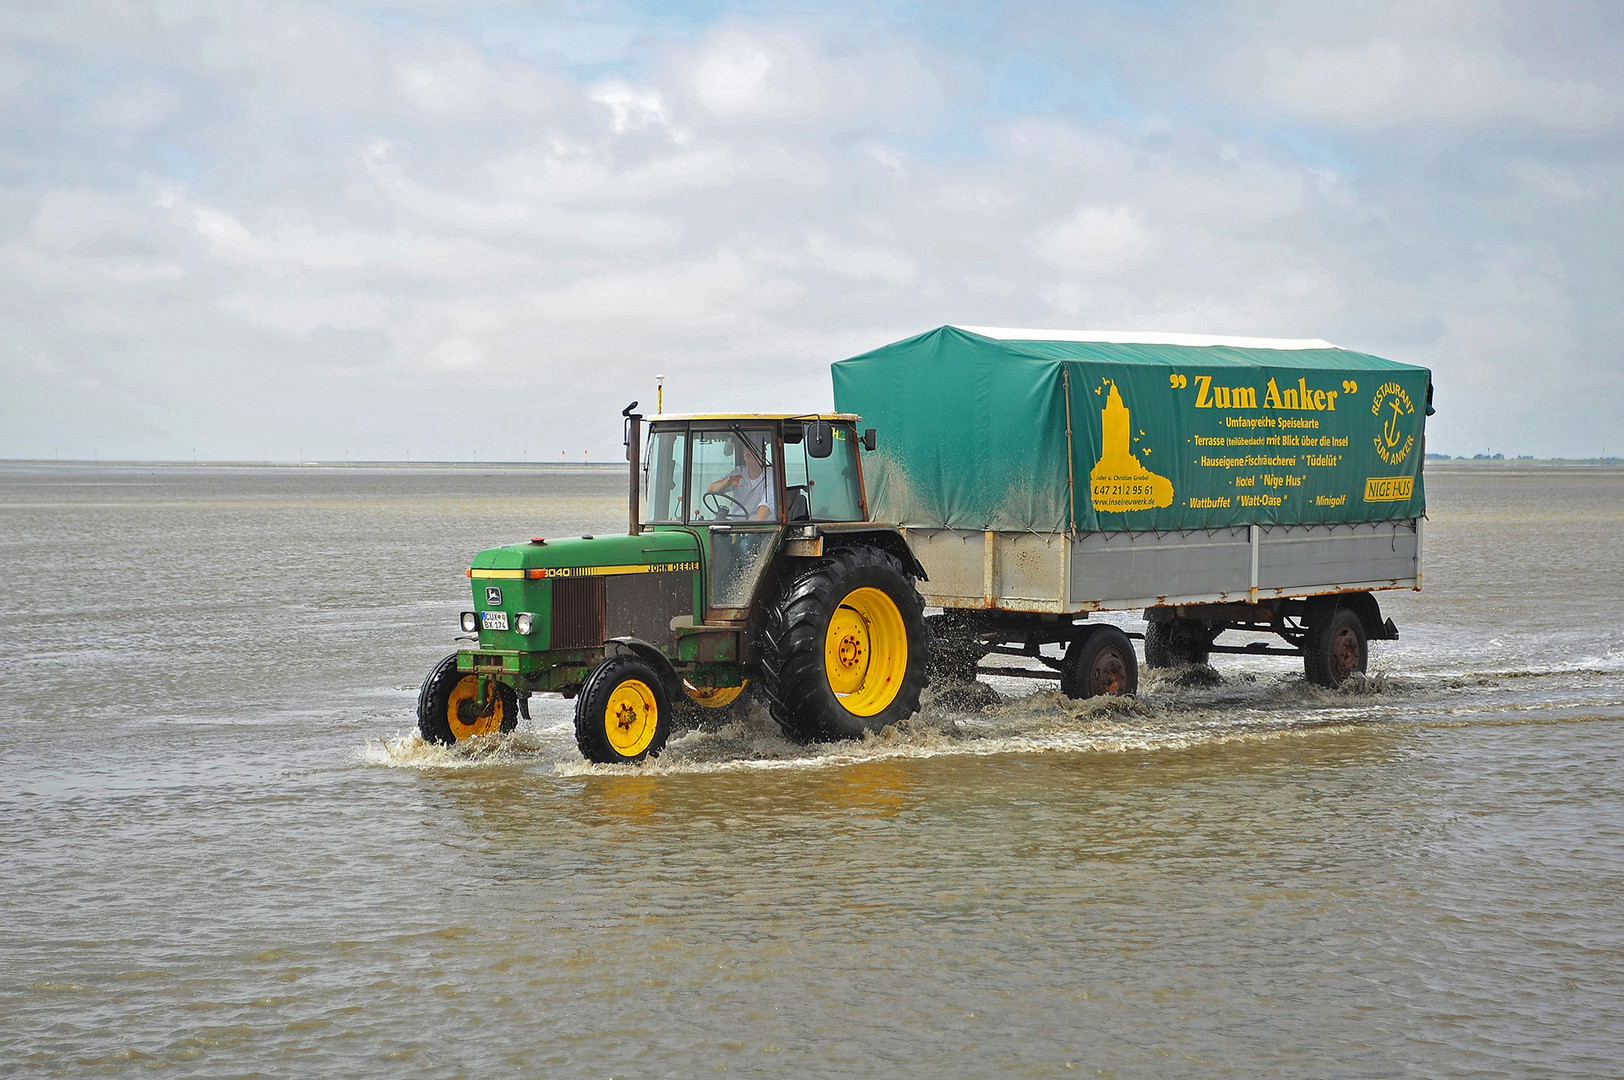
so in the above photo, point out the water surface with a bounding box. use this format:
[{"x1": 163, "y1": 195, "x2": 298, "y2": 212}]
[{"x1": 3, "y1": 461, "x2": 1621, "y2": 1077}]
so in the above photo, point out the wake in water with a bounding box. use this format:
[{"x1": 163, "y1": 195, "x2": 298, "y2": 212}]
[{"x1": 359, "y1": 658, "x2": 1624, "y2": 775}]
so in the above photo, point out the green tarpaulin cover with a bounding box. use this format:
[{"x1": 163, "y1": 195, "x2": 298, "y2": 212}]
[{"x1": 832, "y1": 326, "x2": 1431, "y2": 533}]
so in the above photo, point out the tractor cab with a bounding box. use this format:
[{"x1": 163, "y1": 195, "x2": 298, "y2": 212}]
[{"x1": 640, "y1": 414, "x2": 872, "y2": 622}]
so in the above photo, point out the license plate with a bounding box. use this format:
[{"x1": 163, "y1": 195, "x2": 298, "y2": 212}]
[{"x1": 480, "y1": 611, "x2": 509, "y2": 631}]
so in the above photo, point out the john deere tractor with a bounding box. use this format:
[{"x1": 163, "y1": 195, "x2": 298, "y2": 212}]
[{"x1": 416, "y1": 407, "x2": 930, "y2": 763}]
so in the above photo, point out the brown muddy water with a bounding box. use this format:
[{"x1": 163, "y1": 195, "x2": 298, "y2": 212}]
[{"x1": 2, "y1": 461, "x2": 1622, "y2": 1078}]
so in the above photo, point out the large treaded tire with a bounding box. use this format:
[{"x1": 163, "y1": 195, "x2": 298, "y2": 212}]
[
  {"x1": 417, "y1": 653, "x2": 518, "y2": 745},
  {"x1": 1060, "y1": 626, "x2": 1139, "y2": 699},
  {"x1": 1144, "y1": 621, "x2": 1212, "y2": 668},
  {"x1": 759, "y1": 546, "x2": 929, "y2": 743},
  {"x1": 574, "y1": 654, "x2": 673, "y2": 764},
  {"x1": 1304, "y1": 607, "x2": 1367, "y2": 687}
]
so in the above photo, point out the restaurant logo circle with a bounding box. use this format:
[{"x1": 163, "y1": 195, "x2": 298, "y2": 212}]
[{"x1": 1371, "y1": 382, "x2": 1416, "y2": 466}]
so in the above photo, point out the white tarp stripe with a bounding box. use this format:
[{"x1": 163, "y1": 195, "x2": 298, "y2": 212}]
[{"x1": 952, "y1": 326, "x2": 1340, "y2": 351}]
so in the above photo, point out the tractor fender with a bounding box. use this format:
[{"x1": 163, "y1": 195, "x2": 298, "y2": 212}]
[
  {"x1": 824, "y1": 529, "x2": 928, "y2": 582},
  {"x1": 605, "y1": 637, "x2": 685, "y2": 700}
]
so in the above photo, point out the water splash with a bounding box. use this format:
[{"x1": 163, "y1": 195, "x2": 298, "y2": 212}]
[{"x1": 362, "y1": 660, "x2": 1624, "y2": 777}]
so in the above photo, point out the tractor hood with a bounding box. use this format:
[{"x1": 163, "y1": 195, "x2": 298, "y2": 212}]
[
  {"x1": 465, "y1": 529, "x2": 704, "y2": 655},
  {"x1": 470, "y1": 530, "x2": 700, "y2": 576}
]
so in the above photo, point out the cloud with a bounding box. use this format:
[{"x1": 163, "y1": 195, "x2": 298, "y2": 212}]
[
  {"x1": 808, "y1": 234, "x2": 915, "y2": 283},
  {"x1": 1034, "y1": 205, "x2": 1155, "y2": 274},
  {"x1": 683, "y1": 22, "x2": 945, "y2": 131},
  {"x1": 219, "y1": 289, "x2": 392, "y2": 335},
  {"x1": 187, "y1": 205, "x2": 536, "y2": 279},
  {"x1": 1249, "y1": 37, "x2": 1619, "y2": 129},
  {"x1": 86, "y1": 81, "x2": 181, "y2": 131},
  {"x1": 530, "y1": 248, "x2": 802, "y2": 327}
]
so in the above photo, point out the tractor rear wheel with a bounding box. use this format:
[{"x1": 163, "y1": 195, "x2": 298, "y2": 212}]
[
  {"x1": 575, "y1": 654, "x2": 672, "y2": 764},
  {"x1": 759, "y1": 547, "x2": 928, "y2": 743},
  {"x1": 417, "y1": 654, "x2": 518, "y2": 744}
]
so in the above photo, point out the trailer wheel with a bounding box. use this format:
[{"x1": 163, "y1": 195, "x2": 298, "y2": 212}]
[
  {"x1": 1304, "y1": 607, "x2": 1367, "y2": 687},
  {"x1": 760, "y1": 546, "x2": 928, "y2": 742},
  {"x1": 1144, "y1": 621, "x2": 1211, "y2": 668},
  {"x1": 574, "y1": 654, "x2": 672, "y2": 764},
  {"x1": 417, "y1": 654, "x2": 518, "y2": 745},
  {"x1": 1061, "y1": 627, "x2": 1138, "y2": 699}
]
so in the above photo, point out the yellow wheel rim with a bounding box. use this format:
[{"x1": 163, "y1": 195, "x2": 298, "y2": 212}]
[
  {"x1": 604, "y1": 678, "x2": 659, "y2": 757},
  {"x1": 446, "y1": 676, "x2": 506, "y2": 741},
  {"x1": 683, "y1": 679, "x2": 747, "y2": 709},
  {"x1": 823, "y1": 586, "x2": 907, "y2": 717}
]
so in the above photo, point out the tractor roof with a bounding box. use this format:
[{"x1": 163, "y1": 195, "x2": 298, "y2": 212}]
[{"x1": 648, "y1": 413, "x2": 861, "y2": 423}]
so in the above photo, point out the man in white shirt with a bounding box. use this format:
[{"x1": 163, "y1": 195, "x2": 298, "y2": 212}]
[{"x1": 707, "y1": 435, "x2": 776, "y2": 521}]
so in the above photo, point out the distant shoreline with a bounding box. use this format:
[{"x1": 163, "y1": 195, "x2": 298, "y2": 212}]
[
  {"x1": 2, "y1": 457, "x2": 1619, "y2": 469},
  {"x1": 1423, "y1": 457, "x2": 1623, "y2": 467}
]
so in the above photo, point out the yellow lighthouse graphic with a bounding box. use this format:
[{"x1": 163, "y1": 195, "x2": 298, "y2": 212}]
[{"x1": 1089, "y1": 380, "x2": 1173, "y2": 512}]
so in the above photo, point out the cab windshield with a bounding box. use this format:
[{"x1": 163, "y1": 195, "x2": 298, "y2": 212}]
[
  {"x1": 643, "y1": 423, "x2": 781, "y2": 524},
  {"x1": 691, "y1": 427, "x2": 776, "y2": 522}
]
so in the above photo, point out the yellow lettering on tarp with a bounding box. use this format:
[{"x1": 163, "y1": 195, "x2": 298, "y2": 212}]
[
  {"x1": 1363, "y1": 476, "x2": 1415, "y2": 502},
  {"x1": 1260, "y1": 377, "x2": 1338, "y2": 412},
  {"x1": 1090, "y1": 381, "x2": 1174, "y2": 511},
  {"x1": 1371, "y1": 382, "x2": 1417, "y2": 465},
  {"x1": 1194, "y1": 376, "x2": 1259, "y2": 409}
]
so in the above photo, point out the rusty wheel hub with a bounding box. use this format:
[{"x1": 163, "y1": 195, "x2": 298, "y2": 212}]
[
  {"x1": 1329, "y1": 626, "x2": 1361, "y2": 682},
  {"x1": 1091, "y1": 648, "x2": 1128, "y2": 695}
]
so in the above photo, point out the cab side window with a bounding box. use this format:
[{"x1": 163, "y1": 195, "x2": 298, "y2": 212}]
[
  {"x1": 643, "y1": 428, "x2": 687, "y2": 523},
  {"x1": 784, "y1": 424, "x2": 864, "y2": 521}
]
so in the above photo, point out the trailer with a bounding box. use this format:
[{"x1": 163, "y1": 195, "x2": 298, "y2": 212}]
[{"x1": 833, "y1": 326, "x2": 1432, "y2": 693}]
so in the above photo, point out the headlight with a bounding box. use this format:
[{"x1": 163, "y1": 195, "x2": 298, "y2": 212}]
[
  {"x1": 460, "y1": 611, "x2": 477, "y2": 632},
  {"x1": 515, "y1": 612, "x2": 534, "y2": 635}
]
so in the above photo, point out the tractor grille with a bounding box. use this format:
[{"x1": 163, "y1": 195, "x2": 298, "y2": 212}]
[{"x1": 551, "y1": 577, "x2": 606, "y2": 649}]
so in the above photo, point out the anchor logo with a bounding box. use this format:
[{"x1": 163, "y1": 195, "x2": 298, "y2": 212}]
[
  {"x1": 1370, "y1": 382, "x2": 1416, "y2": 466},
  {"x1": 1382, "y1": 399, "x2": 1406, "y2": 449}
]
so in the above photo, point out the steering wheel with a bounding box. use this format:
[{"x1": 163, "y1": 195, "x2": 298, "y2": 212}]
[{"x1": 703, "y1": 489, "x2": 748, "y2": 519}]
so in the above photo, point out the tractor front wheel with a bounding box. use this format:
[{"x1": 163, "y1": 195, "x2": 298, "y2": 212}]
[
  {"x1": 417, "y1": 654, "x2": 518, "y2": 744},
  {"x1": 575, "y1": 654, "x2": 672, "y2": 764}
]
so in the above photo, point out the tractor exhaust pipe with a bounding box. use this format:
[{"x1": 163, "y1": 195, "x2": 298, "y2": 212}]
[{"x1": 622, "y1": 401, "x2": 642, "y2": 536}]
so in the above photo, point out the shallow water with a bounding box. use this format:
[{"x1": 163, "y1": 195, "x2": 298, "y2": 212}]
[{"x1": 3, "y1": 461, "x2": 1622, "y2": 1077}]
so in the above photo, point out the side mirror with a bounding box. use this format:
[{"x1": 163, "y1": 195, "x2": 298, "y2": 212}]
[
  {"x1": 806, "y1": 420, "x2": 834, "y2": 459},
  {"x1": 862, "y1": 428, "x2": 877, "y2": 452}
]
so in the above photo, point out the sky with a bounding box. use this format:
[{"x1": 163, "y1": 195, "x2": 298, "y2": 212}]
[{"x1": 2, "y1": 0, "x2": 1620, "y2": 461}]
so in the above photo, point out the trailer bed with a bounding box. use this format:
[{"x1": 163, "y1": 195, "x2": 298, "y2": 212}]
[{"x1": 904, "y1": 518, "x2": 1421, "y2": 613}]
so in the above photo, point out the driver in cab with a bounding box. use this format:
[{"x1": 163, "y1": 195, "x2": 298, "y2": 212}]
[{"x1": 707, "y1": 435, "x2": 776, "y2": 521}]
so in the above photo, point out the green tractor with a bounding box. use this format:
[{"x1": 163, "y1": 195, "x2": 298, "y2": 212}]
[{"x1": 416, "y1": 407, "x2": 931, "y2": 763}]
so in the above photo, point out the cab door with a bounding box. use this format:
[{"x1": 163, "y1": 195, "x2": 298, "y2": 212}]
[{"x1": 687, "y1": 425, "x2": 782, "y2": 622}]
